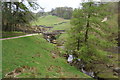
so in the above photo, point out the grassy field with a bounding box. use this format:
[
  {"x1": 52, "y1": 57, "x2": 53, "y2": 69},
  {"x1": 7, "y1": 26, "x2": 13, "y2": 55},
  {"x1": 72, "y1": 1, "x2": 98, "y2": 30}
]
[
  {"x1": 31, "y1": 15, "x2": 72, "y2": 31},
  {"x1": 2, "y1": 35, "x2": 91, "y2": 78},
  {"x1": 31, "y1": 15, "x2": 69, "y2": 27},
  {"x1": 50, "y1": 22, "x2": 71, "y2": 31}
]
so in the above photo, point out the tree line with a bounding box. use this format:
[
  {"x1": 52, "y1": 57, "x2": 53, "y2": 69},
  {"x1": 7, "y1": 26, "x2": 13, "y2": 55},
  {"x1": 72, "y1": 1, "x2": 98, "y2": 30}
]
[
  {"x1": 35, "y1": 7, "x2": 73, "y2": 19},
  {"x1": 50, "y1": 7, "x2": 73, "y2": 19},
  {"x1": 2, "y1": 0, "x2": 40, "y2": 32}
]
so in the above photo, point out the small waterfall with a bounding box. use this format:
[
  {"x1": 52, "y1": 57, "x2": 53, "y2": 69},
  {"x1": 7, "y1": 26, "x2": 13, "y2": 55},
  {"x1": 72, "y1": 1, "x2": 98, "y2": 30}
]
[
  {"x1": 67, "y1": 55, "x2": 74, "y2": 63},
  {"x1": 81, "y1": 68, "x2": 94, "y2": 78},
  {"x1": 46, "y1": 38, "x2": 51, "y2": 43},
  {"x1": 67, "y1": 54, "x2": 96, "y2": 78}
]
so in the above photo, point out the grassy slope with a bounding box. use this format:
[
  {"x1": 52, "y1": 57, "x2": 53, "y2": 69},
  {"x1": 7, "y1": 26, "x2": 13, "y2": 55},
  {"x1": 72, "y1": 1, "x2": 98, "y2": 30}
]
[
  {"x1": 31, "y1": 15, "x2": 71, "y2": 31},
  {"x1": 31, "y1": 15, "x2": 69, "y2": 27},
  {"x1": 50, "y1": 22, "x2": 71, "y2": 31},
  {"x1": 2, "y1": 35, "x2": 90, "y2": 78},
  {"x1": 96, "y1": 14, "x2": 119, "y2": 78}
]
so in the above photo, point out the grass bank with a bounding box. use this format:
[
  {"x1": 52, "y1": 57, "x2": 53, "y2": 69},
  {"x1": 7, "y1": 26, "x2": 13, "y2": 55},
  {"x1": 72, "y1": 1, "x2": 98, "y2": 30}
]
[{"x1": 2, "y1": 35, "x2": 91, "y2": 78}]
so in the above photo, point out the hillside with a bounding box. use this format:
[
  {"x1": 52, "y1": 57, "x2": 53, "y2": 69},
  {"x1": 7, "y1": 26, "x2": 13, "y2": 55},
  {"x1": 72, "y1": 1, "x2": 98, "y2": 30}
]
[
  {"x1": 31, "y1": 15, "x2": 69, "y2": 26},
  {"x1": 31, "y1": 15, "x2": 71, "y2": 31},
  {"x1": 2, "y1": 35, "x2": 91, "y2": 78}
]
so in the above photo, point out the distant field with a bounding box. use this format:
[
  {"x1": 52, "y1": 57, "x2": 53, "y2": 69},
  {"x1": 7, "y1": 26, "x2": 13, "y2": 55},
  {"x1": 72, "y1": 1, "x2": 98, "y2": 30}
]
[
  {"x1": 31, "y1": 15, "x2": 69, "y2": 27},
  {"x1": 2, "y1": 35, "x2": 90, "y2": 78},
  {"x1": 50, "y1": 22, "x2": 72, "y2": 31}
]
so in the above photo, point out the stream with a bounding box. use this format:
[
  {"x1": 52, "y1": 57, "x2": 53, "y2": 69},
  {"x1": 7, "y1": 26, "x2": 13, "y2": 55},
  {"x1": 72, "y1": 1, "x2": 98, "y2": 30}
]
[
  {"x1": 44, "y1": 37, "x2": 98, "y2": 79},
  {"x1": 67, "y1": 54, "x2": 96, "y2": 78}
]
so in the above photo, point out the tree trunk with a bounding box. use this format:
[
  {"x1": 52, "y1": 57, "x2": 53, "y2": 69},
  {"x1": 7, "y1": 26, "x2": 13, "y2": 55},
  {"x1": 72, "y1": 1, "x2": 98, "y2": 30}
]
[
  {"x1": 77, "y1": 38, "x2": 80, "y2": 51},
  {"x1": 84, "y1": 3, "x2": 91, "y2": 43}
]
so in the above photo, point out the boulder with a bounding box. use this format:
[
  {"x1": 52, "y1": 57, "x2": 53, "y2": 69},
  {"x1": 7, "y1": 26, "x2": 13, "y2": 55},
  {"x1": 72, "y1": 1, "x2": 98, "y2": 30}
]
[
  {"x1": 113, "y1": 67, "x2": 120, "y2": 74},
  {"x1": 107, "y1": 55, "x2": 114, "y2": 58}
]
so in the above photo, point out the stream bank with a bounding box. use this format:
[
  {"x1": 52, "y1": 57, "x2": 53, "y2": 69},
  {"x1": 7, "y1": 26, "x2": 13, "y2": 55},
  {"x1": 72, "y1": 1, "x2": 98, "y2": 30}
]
[{"x1": 42, "y1": 32, "x2": 119, "y2": 80}]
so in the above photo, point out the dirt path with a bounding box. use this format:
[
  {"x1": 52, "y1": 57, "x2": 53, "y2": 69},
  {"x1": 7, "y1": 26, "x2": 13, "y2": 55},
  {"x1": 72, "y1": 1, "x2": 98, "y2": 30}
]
[{"x1": 0, "y1": 34, "x2": 39, "y2": 40}]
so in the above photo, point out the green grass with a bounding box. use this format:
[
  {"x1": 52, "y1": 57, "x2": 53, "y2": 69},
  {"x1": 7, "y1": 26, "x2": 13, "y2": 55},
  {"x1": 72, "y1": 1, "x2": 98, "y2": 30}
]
[
  {"x1": 31, "y1": 15, "x2": 69, "y2": 27},
  {"x1": 1, "y1": 31, "x2": 26, "y2": 38},
  {"x1": 31, "y1": 15, "x2": 72, "y2": 32},
  {"x1": 2, "y1": 35, "x2": 91, "y2": 78},
  {"x1": 50, "y1": 22, "x2": 72, "y2": 31}
]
